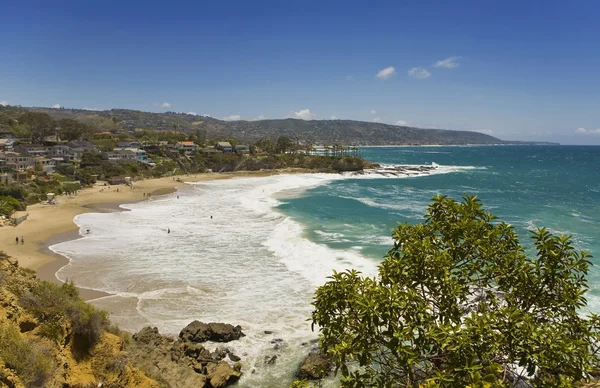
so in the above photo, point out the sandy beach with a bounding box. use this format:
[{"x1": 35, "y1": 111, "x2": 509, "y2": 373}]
[{"x1": 0, "y1": 170, "x2": 293, "y2": 300}]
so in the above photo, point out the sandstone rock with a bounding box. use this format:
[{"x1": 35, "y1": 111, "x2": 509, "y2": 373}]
[
  {"x1": 297, "y1": 349, "x2": 333, "y2": 380},
  {"x1": 179, "y1": 321, "x2": 245, "y2": 343},
  {"x1": 205, "y1": 361, "x2": 242, "y2": 387},
  {"x1": 132, "y1": 327, "x2": 165, "y2": 346}
]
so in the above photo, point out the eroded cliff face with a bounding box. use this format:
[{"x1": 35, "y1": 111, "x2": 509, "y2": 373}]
[
  {"x1": 0, "y1": 253, "x2": 159, "y2": 388},
  {"x1": 0, "y1": 253, "x2": 247, "y2": 388}
]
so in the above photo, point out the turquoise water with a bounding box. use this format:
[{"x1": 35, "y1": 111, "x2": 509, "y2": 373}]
[{"x1": 278, "y1": 145, "x2": 600, "y2": 308}]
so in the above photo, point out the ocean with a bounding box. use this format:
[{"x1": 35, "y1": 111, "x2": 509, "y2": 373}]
[{"x1": 50, "y1": 145, "x2": 600, "y2": 387}]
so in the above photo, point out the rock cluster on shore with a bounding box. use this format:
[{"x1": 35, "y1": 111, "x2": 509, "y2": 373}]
[
  {"x1": 296, "y1": 347, "x2": 334, "y2": 380},
  {"x1": 348, "y1": 164, "x2": 438, "y2": 177},
  {"x1": 129, "y1": 322, "x2": 245, "y2": 388}
]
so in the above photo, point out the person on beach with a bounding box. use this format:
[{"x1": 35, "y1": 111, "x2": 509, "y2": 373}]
[
  {"x1": 21, "y1": 236, "x2": 24, "y2": 245},
  {"x1": 15, "y1": 236, "x2": 18, "y2": 244}
]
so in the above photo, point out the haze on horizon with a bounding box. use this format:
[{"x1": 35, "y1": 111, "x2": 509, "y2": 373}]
[{"x1": 1, "y1": 0, "x2": 599, "y2": 145}]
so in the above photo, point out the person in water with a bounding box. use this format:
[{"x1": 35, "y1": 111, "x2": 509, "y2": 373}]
[{"x1": 167, "y1": 228, "x2": 170, "y2": 234}]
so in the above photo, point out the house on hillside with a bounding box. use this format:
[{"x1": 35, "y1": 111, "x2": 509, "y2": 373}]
[
  {"x1": 202, "y1": 148, "x2": 223, "y2": 156},
  {"x1": 101, "y1": 148, "x2": 149, "y2": 163},
  {"x1": 0, "y1": 138, "x2": 15, "y2": 152},
  {"x1": 14, "y1": 144, "x2": 49, "y2": 157},
  {"x1": 3, "y1": 152, "x2": 34, "y2": 171},
  {"x1": 215, "y1": 142, "x2": 232, "y2": 154},
  {"x1": 34, "y1": 157, "x2": 56, "y2": 173},
  {"x1": 118, "y1": 141, "x2": 142, "y2": 149},
  {"x1": 175, "y1": 141, "x2": 198, "y2": 156},
  {"x1": 50, "y1": 145, "x2": 72, "y2": 161},
  {"x1": 66, "y1": 141, "x2": 97, "y2": 153},
  {"x1": 234, "y1": 144, "x2": 250, "y2": 154}
]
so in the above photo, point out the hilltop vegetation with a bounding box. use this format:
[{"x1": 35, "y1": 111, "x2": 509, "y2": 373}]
[{"x1": 0, "y1": 105, "x2": 505, "y2": 145}]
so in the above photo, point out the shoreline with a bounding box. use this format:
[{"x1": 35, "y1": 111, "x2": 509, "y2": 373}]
[{"x1": 0, "y1": 169, "x2": 311, "y2": 300}]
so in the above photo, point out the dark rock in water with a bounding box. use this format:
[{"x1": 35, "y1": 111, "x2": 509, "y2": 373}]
[
  {"x1": 264, "y1": 355, "x2": 278, "y2": 365},
  {"x1": 264, "y1": 330, "x2": 273, "y2": 334},
  {"x1": 133, "y1": 326, "x2": 165, "y2": 346},
  {"x1": 205, "y1": 361, "x2": 242, "y2": 387},
  {"x1": 270, "y1": 338, "x2": 284, "y2": 350},
  {"x1": 229, "y1": 353, "x2": 241, "y2": 362},
  {"x1": 179, "y1": 320, "x2": 245, "y2": 343},
  {"x1": 211, "y1": 346, "x2": 230, "y2": 361},
  {"x1": 297, "y1": 348, "x2": 333, "y2": 380}
]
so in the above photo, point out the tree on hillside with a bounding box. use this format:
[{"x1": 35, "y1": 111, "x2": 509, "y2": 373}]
[
  {"x1": 276, "y1": 136, "x2": 294, "y2": 154},
  {"x1": 312, "y1": 195, "x2": 600, "y2": 387},
  {"x1": 56, "y1": 118, "x2": 88, "y2": 141},
  {"x1": 19, "y1": 112, "x2": 54, "y2": 143}
]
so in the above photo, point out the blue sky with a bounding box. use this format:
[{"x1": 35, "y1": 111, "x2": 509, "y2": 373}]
[{"x1": 1, "y1": 0, "x2": 599, "y2": 144}]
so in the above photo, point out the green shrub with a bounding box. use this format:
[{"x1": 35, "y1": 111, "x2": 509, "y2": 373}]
[
  {"x1": 0, "y1": 322, "x2": 53, "y2": 388},
  {"x1": 67, "y1": 300, "x2": 109, "y2": 359},
  {"x1": 18, "y1": 280, "x2": 108, "y2": 358},
  {"x1": 0, "y1": 196, "x2": 24, "y2": 217}
]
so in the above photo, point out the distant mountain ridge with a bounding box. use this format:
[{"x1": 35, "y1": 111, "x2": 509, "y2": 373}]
[{"x1": 7, "y1": 106, "x2": 556, "y2": 145}]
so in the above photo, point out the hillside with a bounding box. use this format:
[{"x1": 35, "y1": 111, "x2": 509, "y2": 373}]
[{"x1": 2, "y1": 106, "x2": 506, "y2": 145}]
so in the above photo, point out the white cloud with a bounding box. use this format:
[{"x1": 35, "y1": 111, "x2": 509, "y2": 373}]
[
  {"x1": 202, "y1": 113, "x2": 211, "y2": 117},
  {"x1": 576, "y1": 127, "x2": 600, "y2": 134},
  {"x1": 250, "y1": 115, "x2": 266, "y2": 121},
  {"x1": 408, "y1": 67, "x2": 431, "y2": 79},
  {"x1": 395, "y1": 120, "x2": 408, "y2": 126},
  {"x1": 0, "y1": 100, "x2": 8, "y2": 106},
  {"x1": 52, "y1": 104, "x2": 62, "y2": 109},
  {"x1": 222, "y1": 114, "x2": 241, "y2": 121},
  {"x1": 369, "y1": 109, "x2": 377, "y2": 115},
  {"x1": 376, "y1": 66, "x2": 396, "y2": 79},
  {"x1": 289, "y1": 109, "x2": 316, "y2": 120},
  {"x1": 187, "y1": 112, "x2": 198, "y2": 115},
  {"x1": 154, "y1": 102, "x2": 172, "y2": 108},
  {"x1": 434, "y1": 56, "x2": 461, "y2": 69},
  {"x1": 83, "y1": 107, "x2": 99, "y2": 111},
  {"x1": 477, "y1": 129, "x2": 494, "y2": 135},
  {"x1": 330, "y1": 115, "x2": 338, "y2": 120},
  {"x1": 373, "y1": 117, "x2": 382, "y2": 122}
]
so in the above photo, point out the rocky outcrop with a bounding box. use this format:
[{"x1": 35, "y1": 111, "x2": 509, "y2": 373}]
[
  {"x1": 205, "y1": 361, "x2": 242, "y2": 387},
  {"x1": 179, "y1": 321, "x2": 245, "y2": 343},
  {"x1": 0, "y1": 255, "x2": 248, "y2": 388},
  {"x1": 297, "y1": 348, "x2": 334, "y2": 380},
  {"x1": 129, "y1": 326, "x2": 244, "y2": 388}
]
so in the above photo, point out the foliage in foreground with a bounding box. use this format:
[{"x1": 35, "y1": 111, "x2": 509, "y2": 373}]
[
  {"x1": 18, "y1": 279, "x2": 109, "y2": 359},
  {"x1": 312, "y1": 195, "x2": 600, "y2": 387},
  {"x1": 0, "y1": 323, "x2": 53, "y2": 387}
]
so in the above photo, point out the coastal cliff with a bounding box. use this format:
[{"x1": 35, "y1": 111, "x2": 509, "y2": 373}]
[{"x1": 0, "y1": 252, "x2": 245, "y2": 388}]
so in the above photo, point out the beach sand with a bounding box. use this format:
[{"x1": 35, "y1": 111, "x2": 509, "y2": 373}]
[{"x1": 0, "y1": 170, "x2": 295, "y2": 300}]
